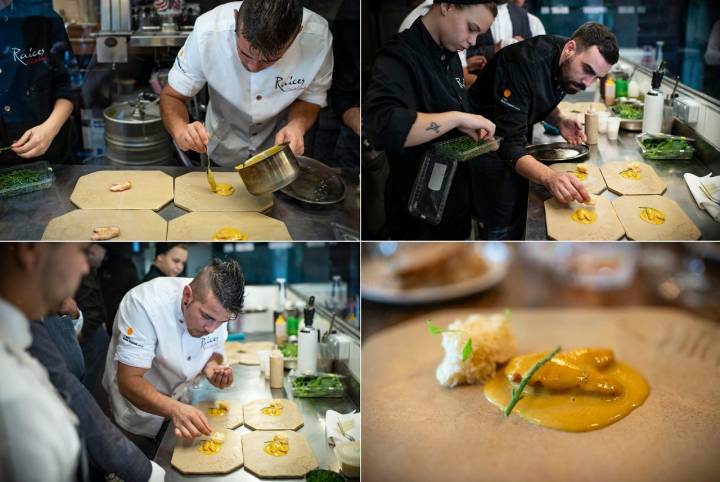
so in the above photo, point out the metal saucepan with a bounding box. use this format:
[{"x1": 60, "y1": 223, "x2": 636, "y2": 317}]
[{"x1": 235, "y1": 143, "x2": 300, "y2": 195}]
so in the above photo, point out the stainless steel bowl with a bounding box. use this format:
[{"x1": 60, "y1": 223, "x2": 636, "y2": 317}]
[{"x1": 235, "y1": 143, "x2": 300, "y2": 195}]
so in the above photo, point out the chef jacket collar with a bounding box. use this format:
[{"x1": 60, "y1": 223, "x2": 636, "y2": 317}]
[
  {"x1": 551, "y1": 39, "x2": 566, "y2": 93},
  {"x1": 416, "y1": 17, "x2": 456, "y2": 66},
  {"x1": 0, "y1": 296, "x2": 32, "y2": 350}
]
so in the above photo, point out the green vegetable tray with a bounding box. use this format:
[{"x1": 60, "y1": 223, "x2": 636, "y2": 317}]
[
  {"x1": 431, "y1": 135, "x2": 502, "y2": 162},
  {"x1": 289, "y1": 372, "x2": 345, "y2": 398},
  {"x1": 635, "y1": 133, "x2": 695, "y2": 160},
  {"x1": 0, "y1": 161, "x2": 55, "y2": 199}
]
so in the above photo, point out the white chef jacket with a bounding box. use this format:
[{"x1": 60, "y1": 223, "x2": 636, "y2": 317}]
[
  {"x1": 168, "y1": 1, "x2": 334, "y2": 167},
  {"x1": 398, "y1": 0, "x2": 468, "y2": 68},
  {"x1": 102, "y1": 277, "x2": 228, "y2": 438},
  {"x1": 0, "y1": 297, "x2": 80, "y2": 482}
]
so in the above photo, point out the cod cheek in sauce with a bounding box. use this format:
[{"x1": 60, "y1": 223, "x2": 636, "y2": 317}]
[{"x1": 484, "y1": 348, "x2": 649, "y2": 432}]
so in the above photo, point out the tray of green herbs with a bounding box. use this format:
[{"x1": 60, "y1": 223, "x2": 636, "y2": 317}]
[
  {"x1": 431, "y1": 135, "x2": 502, "y2": 162},
  {"x1": 635, "y1": 133, "x2": 695, "y2": 160},
  {"x1": 290, "y1": 372, "x2": 345, "y2": 398},
  {"x1": 0, "y1": 161, "x2": 55, "y2": 199}
]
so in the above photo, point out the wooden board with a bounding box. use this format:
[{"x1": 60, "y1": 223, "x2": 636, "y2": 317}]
[
  {"x1": 224, "y1": 341, "x2": 275, "y2": 366},
  {"x1": 363, "y1": 307, "x2": 720, "y2": 482},
  {"x1": 544, "y1": 196, "x2": 625, "y2": 240},
  {"x1": 243, "y1": 399, "x2": 304, "y2": 431},
  {"x1": 242, "y1": 430, "x2": 318, "y2": 479},
  {"x1": 196, "y1": 400, "x2": 244, "y2": 430},
  {"x1": 171, "y1": 429, "x2": 243, "y2": 475},
  {"x1": 167, "y1": 212, "x2": 292, "y2": 241},
  {"x1": 226, "y1": 351, "x2": 260, "y2": 366},
  {"x1": 549, "y1": 163, "x2": 607, "y2": 195},
  {"x1": 600, "y1": 161, "x2": 667, "y2": 195},
  {"x1": 174, "y1": 171, "x2": 273, "y2": 213},
  {"x1": 70, "y1": 170, "x2": 174, "y2": 210},
  {"x1": 232, "y1": 341, "x2": 275, "y2": 353},
  {"x1": 42, "y1": 209, "x2": 167, "y2": 240},
  {"x1": 612, "y1": 195, "x2": 702, "y2": 240}
]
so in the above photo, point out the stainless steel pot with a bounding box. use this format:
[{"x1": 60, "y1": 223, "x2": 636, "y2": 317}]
[
  {"x1": 235, "y1": 143, "x2": 300, "y2": 195},
  {"x1": 103, "y1": 94, "x2": 172, "y2": 165}
]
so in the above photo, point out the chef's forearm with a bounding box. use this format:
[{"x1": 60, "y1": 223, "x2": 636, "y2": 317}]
[
  {"x1": 286, "y1": 99, "x2": 321, "y2": 133},
  {"x1": 545, "y1": 107, "x2": 564, "y2": 127},
  {"x1": 403, "y1": 111, "x2": 461, "y2": 147},
  {"x1": 160, "y1": 86, "x2": 191, "y2": 138},
  {"x1": 118, "y1": 371, "x2": 181, "y2": 418},
  {"x1": 514, "y1": 154, "x2": 554, "y2": 185},
  {"x1": 43, "y1": 98, "x2": 73, "y2": 136}
]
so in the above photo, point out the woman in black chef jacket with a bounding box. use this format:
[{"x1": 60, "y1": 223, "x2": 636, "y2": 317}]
[
  {"x1": 0, "y1": 0, "x2": 74, "y2": 164},
  {"x1": 364, "y1": 0, "x2": 497, "y2": 240}
]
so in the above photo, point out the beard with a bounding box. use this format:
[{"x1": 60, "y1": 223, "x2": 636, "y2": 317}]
[{"x1": 559, "y1": 57, "x2": 586, "y2": 94}]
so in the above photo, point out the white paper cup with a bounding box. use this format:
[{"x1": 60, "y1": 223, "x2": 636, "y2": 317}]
[
  {"x1": 607, "y1": 117, "x2": 621, "y2": 140},
  {"x1": 258, "y1": 350, "x2": 271, "y2": 379},
  {"x1": 596, "y1": 111, "x2": 610, "y2": 133}
]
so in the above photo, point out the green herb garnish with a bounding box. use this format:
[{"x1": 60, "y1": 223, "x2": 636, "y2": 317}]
[
  {"x1": 0, "y1": 146, "x2": 12, "y2": 153},
  {"x1": 290, "y1": 373, "x2": 344, "y2": 398},
  {"x1": 427, "y1": 320, "x2": 472, "y2": 362},
  {"x1": 503, "y1": 345, "x2": 562, "y2": 417},
  {"x1": 613, "y1": 103, "x2": 643, "y2": 120},
  {"x1": 279, "y1": 343, "x2": 298, "y2": 358},
  {"x1": 0, "y1": 169, "x2": 45, "y2": 190}
]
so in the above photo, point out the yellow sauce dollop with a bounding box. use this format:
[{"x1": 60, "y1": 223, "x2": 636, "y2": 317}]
[
  {"x1": 619, "y1": 165, "x2": 641, "y2": 180},
  {"x1": 213, "y1": 183, "x2": 235, "y2": 196},
  {"x1": 571, "y1": 208, "x2": 597, "y2": 224},
  {"x1": 198, "y1": 440, "x2": 222, "y2": 455},
  {"x1": 264, "y1": 434, "x2": 289, "y2": 457},
  {"x1": 208, "y1": 401, "x2": 229, "y2": 416},
  {"x1": 260, "y1": 401, "x2": 283, "y2": 417},
  {"x1": 484, "y1": 348, "x2": 649, "y2": 432},
  {"x1": 211, "y1": 227, "x2": 247, "y2": 241},
  {"x1": 639, "y1": 207, "x2": 665, "y2": 225},
  {"x1": 572, "y1": 170, "x2": 588, "y2": 181}
]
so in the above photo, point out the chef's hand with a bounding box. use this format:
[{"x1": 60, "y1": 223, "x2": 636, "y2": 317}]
[
  {"x1": 171, "y1": 401, "x2": 212, "y2": 439},
  {"x1": 466, "y1": 55, "x2": 487, "y2": 73},
  {"x1": 456, "y1": 112, "x2": 496, "y2": 141},
  {"x1": 558, "y1": 116, "x2": 587, "y2": 145},
  {"x1": 275, "y1": 123, "x2": 305, "y2": 156},
  {"x1": 174, "y1": 121, "x2": 209, "y2": 153},
  {"x1": 543, "y1": 170, "x2": 591, "y2": 204},
  {"x1": 11, "y1": 123, "x2": 57, "y2": 158},
  {"x1": 205, "y1": 364, "x2": 234, "y2": 389},
  {"x1": 58, "y1": 297, "x2": 80, "y2": 320}
]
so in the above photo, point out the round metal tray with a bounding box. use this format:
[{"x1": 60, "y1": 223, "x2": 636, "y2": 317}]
[
  {"x1": 280, "y1": 156, "x2": 346, "y2": 205},
  {"x1": 525, "y1": 142, "x2": 589, "y2": 163},
  {"x1": 619, "y1": 118, "x2": 643, "y2": 131}
]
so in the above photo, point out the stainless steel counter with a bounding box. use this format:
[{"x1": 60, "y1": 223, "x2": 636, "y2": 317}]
[
  {"x1": 525, "y1": 124, "x2": 720, "y2": 240},
  {"x1": 0, "y1": 163, "x2": 359, "y2": 241},
  {"x1": 154, "y1": 334, "x2": 359, "y2": 481}
]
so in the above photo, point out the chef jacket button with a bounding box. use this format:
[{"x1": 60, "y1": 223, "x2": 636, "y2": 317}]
[
  {"x1": 3, "y1": 105, "x2": 10, "y2": 112},
  {"x1": 440, "y1": 54, "x2": 446, "y2": 61},
  {"x1": 0, "y1": 68, "x2": 3, "y2": 74},
  {"x1": 26, "y1": 90, "x2": 31, "y2": 96},
  {"x1": 256, "y1": 95, "x2": 262, "y2": 101}
]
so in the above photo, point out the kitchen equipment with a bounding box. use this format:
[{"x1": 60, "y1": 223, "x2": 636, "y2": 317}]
[
  {"x1": 171, "y1": 429, "x2": 243, "y2": 475},
  {"x1": 548, "y1": 162, "x2": 607, "y2": 195},
  {"x1": 42, "y1": 209, "x2": 167, "y2": 240},
  {"x1": 166, "y1": 211, "x2": 291, "y2": 241},
  {"x1": 243, "y1": 399, "x2": 304, "y2": 431},
  {"x1": 363, "y1": 307, "x2": 720, "y2": 482},
  {"x1": 642, "y1": 60, "x2": 667, "y2": 135},
  {"x1": 544, "y1": 196, "x2": 625, "y2": 241},
  {"x1": 612, "y1": 100, "x2": 644, "y2": 131},
  {"x1": 103, "y1": 93, "x2": 172, "y2": 165},
  {"x1": 235, "y1": 143, "x2": 300, "y2": 195},
  {"x1": 242, "y1": 431, "x2": 318, "y2": 479},
  {"x1": 70, "y1": 170, "x2": 174, "y2": 210},
  {"x1": 280, "y1": 156, "x2": 346, "y2": 205},
  {"x1": 297, "y1": 296, "x2": 319, "y2": 374},
  {"x1": 636, "y1": 133, "x2": 695, "y2": 160},
  {"x1": 173, "y1": 172, "x2": 273, "y2": 212},
  {"x1": 600, "y1": 161, "x2": 667, "y2": 196},
  {"x1": 525, "y1": 142, "x2": 589, "y2": 163},
  {"x1": 612, "y1": 195, "x2": 701, "y2": 240},
  {"x1": 0, "y1": 161, "x2": 55, "y2": 199}
]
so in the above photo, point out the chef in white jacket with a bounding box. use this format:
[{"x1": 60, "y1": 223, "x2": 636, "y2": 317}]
[
  {"x1": 102, "y1": 258, "x2": 245, "y2": 458},
  {"x1": 160, "y1": 0, "x2": 333, "y2": 167}
]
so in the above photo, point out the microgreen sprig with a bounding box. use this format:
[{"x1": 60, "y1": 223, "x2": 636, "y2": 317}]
[{"x1": 427, "y1": 320, "x2": 473, "y2": 362}]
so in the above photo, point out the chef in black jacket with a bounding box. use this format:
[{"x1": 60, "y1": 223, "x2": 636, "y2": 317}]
[
  {"x1": 468, "y1": 22, "x2": 619, "y2": 239},
  {"x1": 0, "y1": 0, "x2": 74, "y2": 164},
  {"x1": 364, "y1": 0, "x2": 497, "y2": 240}
]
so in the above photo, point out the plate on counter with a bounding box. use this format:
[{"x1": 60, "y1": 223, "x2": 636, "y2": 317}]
[
  {"x1": 526, "y1": 142, "x2": 589, "y2": 163},
  {"x1": 362, "y1": 242, "x2": 510, "y2": 304}
]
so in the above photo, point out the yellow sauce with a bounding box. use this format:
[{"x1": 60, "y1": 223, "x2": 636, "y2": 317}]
[
  {"x1": 198, "y1": 440, "x2": 222, "y2": 455},
  {"x1": 208, "y1": 401, "x2": 229, "y2": 417},
  {"x1": 211, "y1": 227, "x2": 247, "y2": 241},
  {"x1": 213, "y1": 183, "x2": 235, "y2": 196},
  {"x1": 571, "y1": 208, "x2": 597, "y2": 224},
  {"x1": 619, "y1": 165, "x2": 641, "y2": 180},
  {"x1": 260, "y1": 401, "x2": 283, "y2": 417},
  {"x1": 572, "y1": 170, "x2": 588, "y2": 181},
  {"x1": 264, "y1": 434, "x2": 289, "y2": 457},
  {"x1": 640, "y1": 207, "x2": 666, "y2": 225},
  {"x1": 484, "y1": 348, "x2": 649, "y2": 432}
]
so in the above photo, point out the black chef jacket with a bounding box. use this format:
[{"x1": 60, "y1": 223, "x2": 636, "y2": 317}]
[
  {"x1": 0, "y1": 1, "x2": 73, "y2": 164},
  {"x1": 467, "y1": 35, "x2": 568, "y2": 237},
  {"x1": 364, "y1": 17, "x2": 473, "y2": 240}
]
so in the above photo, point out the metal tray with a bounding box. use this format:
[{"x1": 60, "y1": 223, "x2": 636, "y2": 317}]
[
  {"x1": 526, "y1": 142, "x2": 589, "y2": 163},
  {"x1": 280, "y1": 156, "x2": 346, "y2": 205},
  {"x1": 0, "y1": 160, "x2": 55, "y2": 199}
]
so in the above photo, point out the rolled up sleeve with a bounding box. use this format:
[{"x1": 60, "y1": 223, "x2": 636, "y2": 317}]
[
  {"x1": 168, "y1": 29, "x2": 207, "y2": 98},
  {"x1": 114, "y1": 294, "x2": 157, "y2": 369},
  {"x1": 298, "y1": 34, "x2": 334, "y2": 108},
  {"x1": 363, "y1": 53, "x2": 418, "y2": 152}
]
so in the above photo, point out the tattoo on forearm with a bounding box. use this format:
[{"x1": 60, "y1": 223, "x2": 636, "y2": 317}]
[{"x1": 426, "y1": 122, "x2": 440, "y2": 133}]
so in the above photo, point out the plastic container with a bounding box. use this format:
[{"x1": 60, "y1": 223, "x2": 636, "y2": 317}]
[
  {"x1": 636, "y1": 133, "x2": 695, "y2": 160},
  {"x1": 334, "y1": 441, "x2": 361, "y2": 478},
  {"x1": 408, "y1": 136, "x2": 502, "y2": 225},
  {"x1": 0, "y1": 161, "x2": 55, "y2": 199},
  {"x1": 289, "y1": 371, "x2": 345, "y2": 398}
]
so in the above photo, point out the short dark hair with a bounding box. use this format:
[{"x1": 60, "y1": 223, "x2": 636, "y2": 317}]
[
  {"x1": 571, "y1": 22, "x2": 619, "y2": 65},
  {"x1": 236, "y1": 0, "x2": 303, "y2": 60},
  {"x1": 192, "y1": 258, "x2": 245, "y2": 317},
  {"x1": 433, "y1": 1, "x2": 498, "y2": 17}
]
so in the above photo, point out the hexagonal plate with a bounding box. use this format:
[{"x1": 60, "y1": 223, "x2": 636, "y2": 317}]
[
  {"x1": 42, "y1": 209, "x2": 167, "y2": 240},
  {"x1": 70, "y1": 170, "x2": 174, "y2": 210},
  {"x1": 545, "y1": 196, "x2": 625, "y2": 240},
  {"x1": 242, "y1": 430, "x2": 318, "y2": 479},
  {"x1": 600, "y1": 161, "x2": 666, "y2": 195},
  {"x1": 243, "y1": 399, "x2": 304, "y2": 431},
  {"x1": 612, "y1": 195, "x2": 701, "y2": 240},
  {"x1": 174, "y1": 171, "x2": 273, "y2": 212},
  {"x1": 167, "y1": 211, "x2": 291, "y2": 240},
  {"x1": 171, "y1": 428, "x2": 243, "y2": 475},
  {"x1": 196, "y1": 400, "x2": 244, "y2": 430},
  {"x1": 549, "y1": 162, "x2": 606, "y2": 195}
]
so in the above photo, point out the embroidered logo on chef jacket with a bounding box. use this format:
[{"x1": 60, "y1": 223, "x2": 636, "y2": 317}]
[
  {"x1": 121, "y1": 332, "x2": 144, "y2": 348},
  {"x1": 274, "y1": 75, "x2": 306, "y2": 92},
  {"x1": 499, "y1": 87, "x2": 521, "y2": 112},
  {"x1": 10, "y1": 46, "x2": 48, "y2": 66},
  {"x1": 200, "y1": 334, "x2": 220, "y2": 350},
  {"x1": 127, "y1": 327, "x2": 134, "y2": 336}
]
